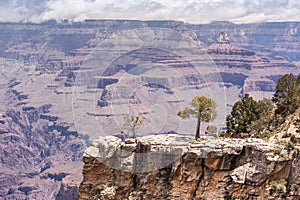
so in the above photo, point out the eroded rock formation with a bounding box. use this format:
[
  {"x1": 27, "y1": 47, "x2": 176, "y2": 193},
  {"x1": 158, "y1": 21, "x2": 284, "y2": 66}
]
[{"x1": 79, "y1": 134, "x2": 300, "y2": 199}]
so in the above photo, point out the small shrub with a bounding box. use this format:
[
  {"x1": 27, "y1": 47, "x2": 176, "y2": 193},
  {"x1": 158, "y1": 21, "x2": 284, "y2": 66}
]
[
  {"x1": 97, "y1": 185, "x2": 105, "y2": 191},
  {"x1": 258, "y1": 130, "x2": 273, "y2": 140},
  {"x1": 270, "y1": 179, "x2": 288, "y2": 195},
  {"x1": 113, "y1": 185, "x2": 119, "y2": 190},
  {"x1": 212, "y1": 132, "x2": 219, "y2": 139},
  {"x1": 206, "y1": 125, "x2": 218, "y2": 134},
  {"x1": 284, "y1": 141, "x2": 294, "y2": 151},
  {"x1": 292, "y1": 149, "x2": 299, "y2": 158},
  {"x1": 240, "y1": 133, "x2": 249, "y2": 138},
  {"x1": 218, "y1": 130, "x2": 226, "y2": 138},
  {"x1": 282, "y1": 132, "x2": 290, "y2": 138},
  {"x1": 121, "y1": 116, "x2": 143, "y2": 138},
  {"x1": 274, "y1": 148, "x2": 282, "y2": 155},
  {"x1": 246, "y1": 157, "x2": 252, "y2": 163},
  {"x1": 290, "y1": 134, "x2": 297, "y2": 144}
]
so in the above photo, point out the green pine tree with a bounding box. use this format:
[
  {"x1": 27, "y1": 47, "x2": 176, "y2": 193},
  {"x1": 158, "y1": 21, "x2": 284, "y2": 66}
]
[{"x1": 273, "y1": 73, "x2": 300, "y2": 118}]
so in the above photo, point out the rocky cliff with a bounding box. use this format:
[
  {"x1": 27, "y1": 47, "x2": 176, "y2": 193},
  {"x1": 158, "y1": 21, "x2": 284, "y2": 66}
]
[{"x1": 79, "y1": 134, "x2": 300, "y2": 200}]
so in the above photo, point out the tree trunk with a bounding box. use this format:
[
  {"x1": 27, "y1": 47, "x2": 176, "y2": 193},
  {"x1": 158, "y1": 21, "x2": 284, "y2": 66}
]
[{"x1": 195, "y1": 115, "x2": 201, "y2": 139}]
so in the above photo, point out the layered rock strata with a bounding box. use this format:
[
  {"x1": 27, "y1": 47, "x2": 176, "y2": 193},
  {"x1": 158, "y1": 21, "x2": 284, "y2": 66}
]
[{"x1": 79, "y1": 134, "x2": 300, "y2": 199}]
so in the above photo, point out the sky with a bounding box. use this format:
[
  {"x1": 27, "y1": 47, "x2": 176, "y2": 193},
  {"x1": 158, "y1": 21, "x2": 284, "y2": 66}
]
[{"x1": 1, "y1": 0, "x2": 300, "y2": 24}]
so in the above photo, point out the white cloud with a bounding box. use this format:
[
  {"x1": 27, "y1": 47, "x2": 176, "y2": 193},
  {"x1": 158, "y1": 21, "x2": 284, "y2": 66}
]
[{"x1": 1, "y1": 0, "x2": 300, "y2": 24}]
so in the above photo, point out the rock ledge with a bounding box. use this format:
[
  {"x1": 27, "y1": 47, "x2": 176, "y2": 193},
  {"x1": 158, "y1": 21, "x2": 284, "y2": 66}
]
[{"x1": 79, "y1": 134, "x2": 300, "y2": 200}]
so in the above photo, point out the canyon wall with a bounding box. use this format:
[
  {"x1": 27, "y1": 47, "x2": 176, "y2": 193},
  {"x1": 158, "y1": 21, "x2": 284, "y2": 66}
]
[{"x1": 79, "y1": 134, "x2": 300, "y2": 200}]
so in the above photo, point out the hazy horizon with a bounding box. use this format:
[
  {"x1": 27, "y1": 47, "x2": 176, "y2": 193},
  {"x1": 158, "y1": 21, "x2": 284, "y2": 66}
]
[{"x1": 1, "y1": 0, "x2": 300, "y2": 24}]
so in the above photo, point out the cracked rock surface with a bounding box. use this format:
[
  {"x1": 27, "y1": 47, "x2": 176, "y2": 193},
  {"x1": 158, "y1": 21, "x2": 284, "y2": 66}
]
[{"x1": 79, "y1": 134, "x2": 300, "y2": 200}]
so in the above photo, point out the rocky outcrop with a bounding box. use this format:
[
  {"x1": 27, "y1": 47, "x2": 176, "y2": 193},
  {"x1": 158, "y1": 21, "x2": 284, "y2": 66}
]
[
  {"x1": 208, "y1": 43, "x2": 295, "y2": 70},
  {"x1": 53, "y1": 163, "x2": 84, "y2": 200},
  {"x1": 97, "y1": 77, "x2": 119, "y2": 89},
  {"x1": 79, "y1": 134, "x2": 300, "y2": 199},
  {"x1": 244, "y1": 78, "x2": 276, "y2": 93}
]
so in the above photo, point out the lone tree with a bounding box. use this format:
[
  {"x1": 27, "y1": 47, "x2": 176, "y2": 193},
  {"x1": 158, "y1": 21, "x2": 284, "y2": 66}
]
[
  {"x1": 120, "y1": 116, "x2": 143, "y2": 138},
  {"x1": 178, "y1": 96, "x2": 217, "y2": 139}
]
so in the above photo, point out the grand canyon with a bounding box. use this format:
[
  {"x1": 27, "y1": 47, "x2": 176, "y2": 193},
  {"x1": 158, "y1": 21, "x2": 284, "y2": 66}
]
[{"x1": 0, "y1": 20, "x2": 300, "y2": 199}]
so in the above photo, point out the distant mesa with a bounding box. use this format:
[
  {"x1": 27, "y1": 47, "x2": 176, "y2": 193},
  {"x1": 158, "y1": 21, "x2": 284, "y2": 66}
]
[
  {"x1": 208, "y1": 32, "x2": 256, "y2": 59},
  {"x1": 217, "y1": 32, "x2": 230, "y2": 44}
]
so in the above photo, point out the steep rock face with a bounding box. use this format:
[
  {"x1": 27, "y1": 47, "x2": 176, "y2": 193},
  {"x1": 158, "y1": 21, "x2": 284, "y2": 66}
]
[
  {"x1": 0, "y1": 105, "x2": 86, "y2": 199},
  {"x1": 55, "y1": 164, "x2": 84, "y2": 200},
  {"x1": 79, "y1": 135, "x2": 300, "y2": 200}
]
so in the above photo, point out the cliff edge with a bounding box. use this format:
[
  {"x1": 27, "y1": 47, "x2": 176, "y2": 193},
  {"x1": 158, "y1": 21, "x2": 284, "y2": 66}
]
[{"x1": 78, "y1": 134, "x2": 300, "y2": 199}]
